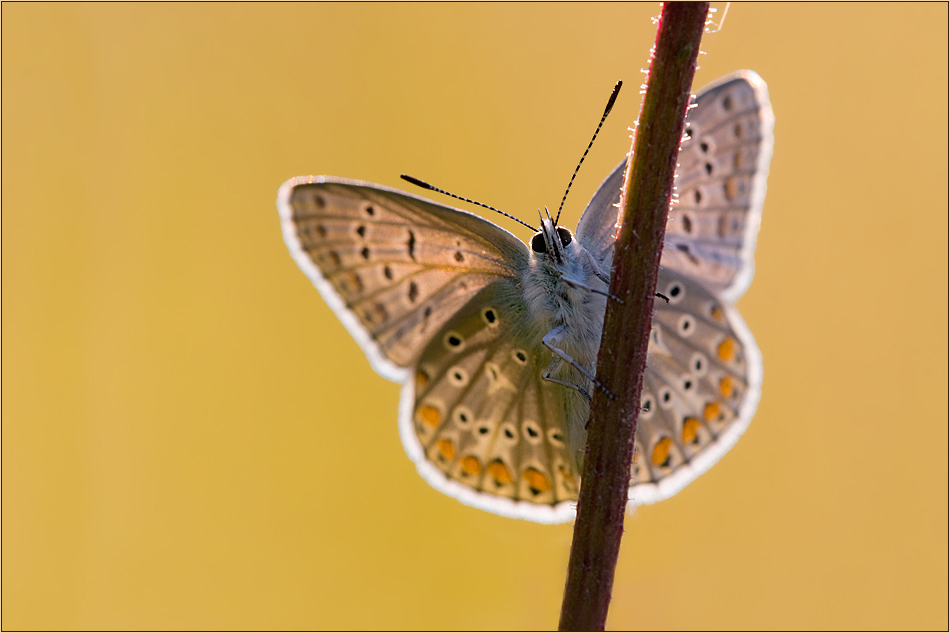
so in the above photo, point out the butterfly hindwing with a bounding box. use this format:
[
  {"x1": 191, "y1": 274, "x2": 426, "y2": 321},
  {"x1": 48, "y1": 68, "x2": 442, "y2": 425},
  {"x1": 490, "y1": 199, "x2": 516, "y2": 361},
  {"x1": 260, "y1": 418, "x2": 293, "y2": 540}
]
[
  {"x1": 400, "y1": 282, "x2": 579, "y2": 523},
  {"x1": 629, "y1": 267, "x2": 762, "y2": 504},
  {"x1": 278, "y1": 177, "x2": 530, "y2": 379}
]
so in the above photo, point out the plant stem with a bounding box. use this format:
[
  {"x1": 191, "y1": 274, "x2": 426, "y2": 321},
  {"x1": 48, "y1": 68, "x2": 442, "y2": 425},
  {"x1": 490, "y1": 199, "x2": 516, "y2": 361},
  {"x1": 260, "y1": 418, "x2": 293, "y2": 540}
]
[{"x1": 558, "y1": 3, "x2": 709, "y2": 630}]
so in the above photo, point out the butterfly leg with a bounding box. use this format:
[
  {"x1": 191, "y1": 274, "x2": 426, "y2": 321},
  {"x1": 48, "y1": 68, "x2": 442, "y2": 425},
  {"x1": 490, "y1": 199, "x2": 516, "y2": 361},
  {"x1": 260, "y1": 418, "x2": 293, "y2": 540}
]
[
  {"x1": 559, "y1": 274, "x2": 623, "y2": 303},
  {"x1": 583, "y1": 249, "x2": 611, "y2": 286},
  {"x1": 541, "y1": 325, "x2": 615, "y2": 400},
  {"x1": 542, "y1": 374, "x2": 591, "y2": 402}
]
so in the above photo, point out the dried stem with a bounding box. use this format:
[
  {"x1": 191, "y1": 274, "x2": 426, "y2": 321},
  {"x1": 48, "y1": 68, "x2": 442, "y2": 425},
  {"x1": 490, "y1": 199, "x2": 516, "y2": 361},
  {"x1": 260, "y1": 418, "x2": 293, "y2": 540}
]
[{"x1": 558, "y1": 3, "x2": 709, "y2": 630}]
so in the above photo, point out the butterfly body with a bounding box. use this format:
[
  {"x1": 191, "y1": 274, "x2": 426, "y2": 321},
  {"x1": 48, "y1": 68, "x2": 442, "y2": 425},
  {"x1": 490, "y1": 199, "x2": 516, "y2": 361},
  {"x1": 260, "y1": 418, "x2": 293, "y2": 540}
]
[
  {"x1": 279, "y1": 71, "x2": 774, "y2": 523},
  {"x1": 522, "y1": 219, "x2": 616, "y2": 463}
]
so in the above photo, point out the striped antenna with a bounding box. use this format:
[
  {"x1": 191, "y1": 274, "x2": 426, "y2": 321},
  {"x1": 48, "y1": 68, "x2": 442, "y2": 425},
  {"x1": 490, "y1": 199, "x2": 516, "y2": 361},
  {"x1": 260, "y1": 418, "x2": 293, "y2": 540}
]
[
  {"x1": 400, "y1": 175, "x2": 537, "y2": 232},
  {"x1": 554, "y1": 80, "x2": 622, "y2": 225}
]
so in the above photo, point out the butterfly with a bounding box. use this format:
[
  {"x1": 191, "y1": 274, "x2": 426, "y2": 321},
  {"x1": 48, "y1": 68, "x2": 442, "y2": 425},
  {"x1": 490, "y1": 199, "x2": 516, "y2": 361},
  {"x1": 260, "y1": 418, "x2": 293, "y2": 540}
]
[{"x1": 277, "y1": 70, "x2": 774, "y2": 523}]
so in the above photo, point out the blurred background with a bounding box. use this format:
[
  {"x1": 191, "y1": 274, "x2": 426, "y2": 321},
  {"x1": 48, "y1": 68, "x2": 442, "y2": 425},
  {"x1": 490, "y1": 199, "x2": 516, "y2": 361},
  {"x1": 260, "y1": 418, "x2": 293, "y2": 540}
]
[{"x1": 3, "y1": 3, "x2": 947, "y2": 630}]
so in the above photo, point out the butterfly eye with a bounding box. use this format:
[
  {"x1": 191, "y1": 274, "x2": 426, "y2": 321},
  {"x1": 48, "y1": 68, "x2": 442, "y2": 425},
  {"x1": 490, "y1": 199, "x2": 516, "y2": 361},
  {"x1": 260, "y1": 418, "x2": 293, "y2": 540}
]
[
  {"x1": 530, "y1": 232, "x2": 547, "y2": 254},
  {"x1": 556, "y1": 227, "x2": 573, "y2": 247}
]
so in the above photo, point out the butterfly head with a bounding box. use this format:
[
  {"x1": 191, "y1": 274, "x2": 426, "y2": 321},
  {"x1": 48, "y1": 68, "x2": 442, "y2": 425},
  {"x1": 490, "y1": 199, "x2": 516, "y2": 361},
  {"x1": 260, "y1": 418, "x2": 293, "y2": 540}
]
[{"x1": 530, "y1": 216, "x2": 574, "y2": 266}]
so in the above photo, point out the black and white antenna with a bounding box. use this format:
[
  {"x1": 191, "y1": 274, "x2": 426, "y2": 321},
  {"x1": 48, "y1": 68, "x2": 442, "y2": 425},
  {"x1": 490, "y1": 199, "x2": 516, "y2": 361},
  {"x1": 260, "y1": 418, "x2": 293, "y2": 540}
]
[
  {"x1": 554, "y1": 80, "x2": 622, "y2": 225},
  {"x1": 400, "y1": 174, "x2": 537, "y2": 232}
]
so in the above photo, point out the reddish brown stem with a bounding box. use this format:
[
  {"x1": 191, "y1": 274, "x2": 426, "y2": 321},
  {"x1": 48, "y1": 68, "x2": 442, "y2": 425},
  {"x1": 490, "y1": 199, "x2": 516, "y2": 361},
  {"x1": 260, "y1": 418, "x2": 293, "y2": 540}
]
[{"x1": 558, "y1": 3, "x2": 709, "y2": 631}]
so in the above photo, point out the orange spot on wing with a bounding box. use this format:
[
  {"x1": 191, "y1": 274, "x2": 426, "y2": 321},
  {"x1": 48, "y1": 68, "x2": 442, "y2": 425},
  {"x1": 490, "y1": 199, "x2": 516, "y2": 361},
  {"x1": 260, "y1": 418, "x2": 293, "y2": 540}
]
[
  {"x1": 460, "y1": 456, "x2": 481, "y2": 476},
  {"x1": 418, "y1": 405, "x2": 440, "y2": 428},
  {"x1": 523, "y1": 467, "x2": 551, "y2": 494},
  {"x1": 487, "y1": 460, "x2": 512, "y2": 486},
  {"x1": 652, "y1": 437, "x2": 673, "y2": 466},
  {"x1": 719, "y1": 376, "x2": 734, "y2": 398},
  {"x1": 704, "y1": 402, "x2": 721, "y2": 421},
  {"x1": 710, "y1": 306, "x2": 725, "y2": 322},
  {"x1": 682, "y1": 417, "x2": 701, "y2": 444},
  {"x1": 717, "y1": 337, "x2": 736, "y2": 361},
  {"x1": 438, "y1": 438, "x2": 455, "y2": 460}
]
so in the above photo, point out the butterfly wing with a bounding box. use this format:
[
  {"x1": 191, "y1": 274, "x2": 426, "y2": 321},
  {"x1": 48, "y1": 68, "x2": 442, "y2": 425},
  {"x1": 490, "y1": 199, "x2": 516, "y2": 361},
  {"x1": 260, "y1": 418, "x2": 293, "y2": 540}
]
[
  {"x1": 574, "y1": 153, "x2": 626, "y2": 265},
  {"x1": 280, "y1": 177, "x2": 579, "y2": 521},
  {"x1": 576, "y1": 70, "x2": 774, "y2": 302},
  {"x1": 398, "y1": 281, "x2": 579, "y2": 523},
  {"x1": 628, "y1": 267, "x2": 762, "y2": 504},
  {"x1": 665, "y1": 70, "x2": 775, "y2": 302},
  {"x1": 575, "y1": 71, "x2": 772, "y2": 509},
  {"x1": 277, "y1": 177, "x2": 530, "y2": 381},
  {"x1": 398, "y1": 263, "x2": 762, "y2": 519}
]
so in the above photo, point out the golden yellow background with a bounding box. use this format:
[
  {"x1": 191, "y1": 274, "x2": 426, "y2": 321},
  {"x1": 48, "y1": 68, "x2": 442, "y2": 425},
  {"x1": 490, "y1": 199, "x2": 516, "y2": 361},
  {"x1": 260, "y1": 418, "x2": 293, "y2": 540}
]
[{"x1": 3, "y1": 3, "x2": 947, "y2": 630}]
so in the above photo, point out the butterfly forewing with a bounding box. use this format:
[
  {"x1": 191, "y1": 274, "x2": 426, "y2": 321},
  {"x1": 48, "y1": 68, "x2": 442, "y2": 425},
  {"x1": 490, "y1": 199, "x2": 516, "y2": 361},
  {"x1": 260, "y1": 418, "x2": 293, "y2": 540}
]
[
  {"x1": 279, "y1": 177, "x2": 528, "y2": 377},
  {"x1": 576, "y1": 71, "x2": 774, "y2": 302},
  {"x1": 665, "y1": 71, "x2": 774, "y2": 301},
  {"x1": 574, "y1": 157, "x2": 626, "y2": 265}
]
